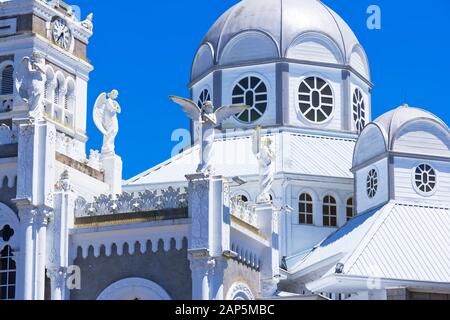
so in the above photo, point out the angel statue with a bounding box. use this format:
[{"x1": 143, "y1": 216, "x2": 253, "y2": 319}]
[
  {"x1": 93, "y1": 90, "x2": 121, "y2": 155},
  {"x1": 253, "y1": 126, "x2": 275, "y2": 203},
  {"x1": 15, "y1": 52, "x2": 46, "y2": 116},
  {"x1": 169, "y1": 96, "x2": 248, "y2": 174}
]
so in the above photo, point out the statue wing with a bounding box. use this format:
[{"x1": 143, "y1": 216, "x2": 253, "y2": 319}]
[
  {"x1": 15, "y1": 57, "x2": 31, "y2": 99},
  {"x1": 93, "y1": 92, "x2": 107, "y2": 135},
  {"x1": 169, "y1": 96, "x2": 201, "y2": 121},
  {"x1": 215, "y1": 105, "x2": 249, "y2": 124}
]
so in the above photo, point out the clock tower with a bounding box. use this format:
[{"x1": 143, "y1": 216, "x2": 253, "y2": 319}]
[
  {"x1": 0, "y1": 0, "x2": 93, "y2": 152},
  {"x1": 0, "y1": 0, "x2": 102, "y2": 300}
]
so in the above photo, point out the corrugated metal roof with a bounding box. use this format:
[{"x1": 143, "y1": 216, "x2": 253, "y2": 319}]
[
  {"x1": 286, "y1": 133, "x2": 355, "y2": 179},
  {"x1": 125, "y1": 132, "x2": 356, "y2": 187},
  {"x1": 346, "y1": 204, "x2": 450, "y2": 282},
  {"x1": 289, "y1": 202, "x2": 450, "y2": 284}
]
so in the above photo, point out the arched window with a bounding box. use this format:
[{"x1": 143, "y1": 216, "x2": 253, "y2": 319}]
[
  {"x1": 0, "y1": 245, "x2": 16, "y2": 300},
  {"x1": 346, "y1": 198, "x2": 354, "y2": 221},
  {"x1": 323, "y1": 195, "x2": 337, "y2": 227},
  {"x1": 53, "y1": 80, "x2": 61, "y2": 104},
  {"x1": 299, "y1": 193, "x2": 313, "y2": 225},
  {"x1": 44, "y1": 70, "x2": 54, "y2": 101},
  {"x1": 1, "y1": 65, "x2": 14, "y2": 95}
]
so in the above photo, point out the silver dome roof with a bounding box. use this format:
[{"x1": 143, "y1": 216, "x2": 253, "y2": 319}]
[
  {"x1": 374, "y1": 104, "x2": 448, "y2": 148},
  {"x1": 202, "y1": 0, "x2": 360, "y2": 63}
]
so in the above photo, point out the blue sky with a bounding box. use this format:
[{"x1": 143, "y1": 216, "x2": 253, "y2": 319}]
[{"x1": 73, "y1": 0, "x2": 450, "y2": 179}]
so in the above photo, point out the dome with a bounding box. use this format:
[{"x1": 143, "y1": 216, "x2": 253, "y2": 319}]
[
  {"x1": 374, "y1": 104, "x2": 448, "y2": 148},
  {"x1": 192, "y1": 0, "x2": 368, "y2": 80}
]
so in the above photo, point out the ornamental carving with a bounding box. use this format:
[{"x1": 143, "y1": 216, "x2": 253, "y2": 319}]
[{"x1": 74, "y1": 187, "x2": 188, "y2": 218}]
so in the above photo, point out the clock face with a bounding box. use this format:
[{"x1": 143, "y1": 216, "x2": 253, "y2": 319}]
[{"x1": 52, "y1": 18, "x2": 72, "y2": 50}]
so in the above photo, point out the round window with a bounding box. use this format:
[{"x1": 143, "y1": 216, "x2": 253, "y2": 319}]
[
  {"x1": 414, "y1": 164, "x2": 437, "y2": 195},
  {"x1": 353, "y1": 88, "x2": 366, "y2": 133},
  {"x1": 367, "y1": 169, "x2": 378, "y2": 198},
  {"x1": 298, "y1": 77, "x2": 334, "y2": 123},
  {"x1": 232, "y1": 76, "x2": 267, "y2": 123}
]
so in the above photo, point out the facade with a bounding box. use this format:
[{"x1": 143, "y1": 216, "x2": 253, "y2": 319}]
[{"x1": 0, "y1": 0, "x2": 448, "y2": 301}]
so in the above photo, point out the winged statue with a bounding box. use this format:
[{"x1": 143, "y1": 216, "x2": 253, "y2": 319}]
[
  {"x1": 169, "y1": 96, "x2": 248, "y2": 174},
  {"x1": 15, "y1": 52, "x2": 46, "y2": 116},
  {"x1": 93, "y1": 90, "x2": 121, "y2": 155}
]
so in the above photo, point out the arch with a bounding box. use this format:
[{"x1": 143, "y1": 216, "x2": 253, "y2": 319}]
[
  {"x1": 53, "y1": 71, "x2": 66, "y2": 106},
  {"x1": 226, "y1": 282, "x2": 255, "y2": 300},
  {"x1": 349, "y1": 44, "x2": 370, "y2": 80},
  {"x1": 97, "y1": 278, "x2": 172, "y2": 300},
  {"x1": 64, "y1": 77, "x2": 76, "y2": 126},
  {"x1": 286, "y1": 31, "x2": 345, "y2": 64},
  {"x1": 0, "y1": 203, "x2": 19, "y2": 251},
  {"x1": 191, "y1": 42, "x2": 215, "y2": 80},
  {"x1": 0, "y1": 62, "x2": 14, "y2": 95},
  {"x1": 353, "y1": 123, "x2": 387, "y2": 168},
  {"x1": 220, "y1": 30, "x2": 279, "y2": 65},
  {"x1": 44, "y1": 66, "x2": 55, "y2": 101},
  {"x1": 392, "y1": 119, "x2": 450, "y2": 158}
]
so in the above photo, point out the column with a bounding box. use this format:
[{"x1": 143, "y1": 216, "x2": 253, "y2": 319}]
[
  {"x1": 16, "y1": 207, "x2": 35, "y2": 300},
  {"x1": 46, "y1": 267, "x2": 67, "y2": 300},
  {"x1": 34, "y1": 208, "x2": 52, "y2": 300},
  {"x1": 189, "y1": 251, "x2": 212, "y2": 300}
]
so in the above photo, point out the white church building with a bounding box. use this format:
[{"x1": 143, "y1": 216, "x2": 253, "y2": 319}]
[{"x1": 0, "y1": 0, "x2": 449, "y2": 300}]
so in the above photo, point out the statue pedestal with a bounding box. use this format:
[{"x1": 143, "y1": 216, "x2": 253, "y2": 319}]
[
  {"x1": 102, "y1": 153, "x2": 122, "y2": 196},
  {"x1": 186, "y1": 173, "x2": 231, "y2": 300}
]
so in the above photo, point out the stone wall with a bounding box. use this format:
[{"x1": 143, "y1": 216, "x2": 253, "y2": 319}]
[{"x1": 71, "y1": 238, "x2": 192, "y2": 300}]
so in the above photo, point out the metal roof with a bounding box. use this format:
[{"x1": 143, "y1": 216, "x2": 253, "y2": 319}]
[
  {"x1": 373, "y1": 104, "x2": 449, "y2": 149},
  {"x1": 125, "y1": 132, "x2": 356, "y2": 188},
  {"x1": 288, "y1": 202, "x2": 450, "y2": 284},
  {"x1": 202, "y1": 0, "x2": 360, "y2": 63}
]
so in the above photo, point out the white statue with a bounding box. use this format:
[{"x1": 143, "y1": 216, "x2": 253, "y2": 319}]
[
  {"x1": 93, "y1": 90, "x2": 121, "y2": 155},
  {"x1": 169, "y1": 96, "x2": 248, "y2": 174},
  {"x1": 15, "y1": 52, "x2": 46, "y2": 116},
  {"x1": 81, "y1": 13, "x2": 93, "y2": 31},
  {"x1": 253, "y1": 126, "x2": 275, "y2": 203}
]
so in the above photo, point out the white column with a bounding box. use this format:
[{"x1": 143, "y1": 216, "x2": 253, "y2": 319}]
[
  {"x1": 35, "y1": 208, "x2": 52, "y2": 300},
  {"x1": 16, "y1": 207, "x2": 35, "y2": 300},
  {"x1": 46, "y1": 268, "x2": 67, "y2": 300},
  {"x1": 189, "y1": 251, "x2": 212, "y2": 300}
]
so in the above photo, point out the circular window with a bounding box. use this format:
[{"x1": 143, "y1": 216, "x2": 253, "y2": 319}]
[
  {"x1": 232, "y1": 76, "x2": 267, "y2": 124},
  {"x1": 414, "y1": 164, "x2": 437, "y2": 195},
  {"x1": 353, "y1": 88, "x2": 366, "y2": 133},
  {"x1": 298, "y1": 77, "x2": 334, "y2": 123},
  {"x1": 197, "y1": 89, "x2": 211, "y2": 108},
  {"x1": 366, "y1": 169, "x2": 378, "y2": 198}
]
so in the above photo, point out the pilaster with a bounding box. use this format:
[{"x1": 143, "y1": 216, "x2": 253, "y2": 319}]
[{"x1": 186, "y1": 173, "x2": 231, "y2": 300}]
